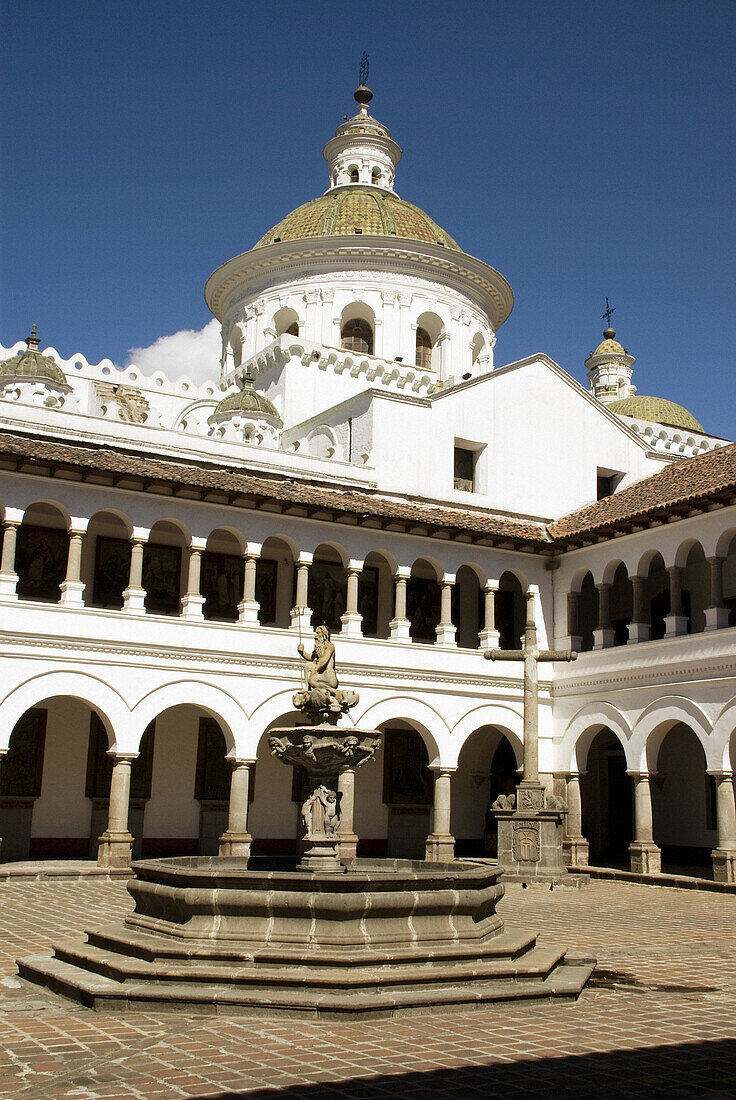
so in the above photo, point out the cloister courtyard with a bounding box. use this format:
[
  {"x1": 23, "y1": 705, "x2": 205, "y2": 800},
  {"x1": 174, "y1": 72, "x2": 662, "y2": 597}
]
[{"x1": 1, "y1": 870, "x2": 735, "y2": 1098}]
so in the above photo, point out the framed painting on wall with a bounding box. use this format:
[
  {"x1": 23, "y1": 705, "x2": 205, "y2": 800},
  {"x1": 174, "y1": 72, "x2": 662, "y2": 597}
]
[
  {"x1": 142, "y1": 543, "x2": 182, "y2": 616},
  {"x1": 15, "y1": 525, "x2": 67, "y2": 602},
  {"x1": 201, "y1": 552, "x2": 244, "y2": 621},
  {"x1": 93, "y1": 536, "x2": 131, "y2": 609}
]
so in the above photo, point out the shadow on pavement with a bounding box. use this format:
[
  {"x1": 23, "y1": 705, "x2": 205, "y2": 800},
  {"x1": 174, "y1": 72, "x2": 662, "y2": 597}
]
[{"x1": 205, "y1": 1037, "x2": 736, "y2": 1098}]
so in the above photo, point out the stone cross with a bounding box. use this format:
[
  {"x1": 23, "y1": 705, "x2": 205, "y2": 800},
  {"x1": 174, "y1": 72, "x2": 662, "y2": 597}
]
[{"x1": 484, "y1": 591, "x2": 577, "y2": 786}]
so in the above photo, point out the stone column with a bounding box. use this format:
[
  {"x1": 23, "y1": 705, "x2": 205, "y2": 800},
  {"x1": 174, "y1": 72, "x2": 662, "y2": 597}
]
[
  {"x1": 664, "y1": 565, "x2": 689, "y2": 637},
  {"x1": 389, "y1": 569, "x2": 411, "y2": 640},
  {"x1": 628, "y1": 772, "x2": 661, "y2": 873},
  {"x1": 290, "y1": 556, "x2": 313, "y2": 632},
  {"x1": 97, "y1": 753, "x2": 138, "y2": 867},
  {"x1": 425, "y1": 767, "x2": 456, "y2": 861},
  {"x1": 123, "y1": 536, "x2": 147, "y2": 612},
  {"x1": 380, "y1": 290, "x2": 397, "y2": 359},
  {"x1": 562, "y1": 772, "x2": 589, "y2": 867},
  {"x1": 593, "y1": 583, "x2": 615, "y2": 649},
  {"x1": 710, "y1": 771, "x2": 736, "y2": 882},
  {"x1": 218, "y1": 761, "x2": 253, "y2": 857},
  {"x1": 0, "y1": 519, "x2": 20, "y2": 599},
  {"x1": 397, "y1": 292, "x2": 412, "y2": 363},
  {"x1": 181, "y1": 543, "x2": 206, "y2": 619},
  {"x1": 304, "y1": 289, "x2": 320, "y2": 343},
  {"x1": 479, "y1": 583, "x2": 500, "y2": 649},
  {"x1": 705, "y1": 556, "x2": 730, "y2": 630},
  {"x1": 627, "y1": 576, "x2": 650, "y2": 643},
  {"x1": 337, "y1": 766, "x2": 358, "y2": 861},
  {"x1": 60, "y1": 528, "x2": 86, "y2": 606},
  {"x1": 320, "y1": 289, "x2": 335, "y2": 346},
  {"x1": 340, "y1": 563, "x2": 363, "y2": 636},
  {"x1": 566, "y1": 590, "x2": 582, "y2": 650},
  {"x1": 238, "y1": 552, "x2": 260, "y2": 624},
  {"x1": 435, "y1": 578, "x2": 457, "y2": 646}
]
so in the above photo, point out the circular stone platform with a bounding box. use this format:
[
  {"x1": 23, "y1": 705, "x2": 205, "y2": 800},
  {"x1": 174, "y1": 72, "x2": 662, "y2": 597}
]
[{"x1": 19, "y1": 857, "x2": 595, "y2": 1017}]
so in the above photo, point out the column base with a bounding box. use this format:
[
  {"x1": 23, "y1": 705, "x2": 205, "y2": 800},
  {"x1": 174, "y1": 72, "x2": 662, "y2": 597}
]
[
  {"x1": 389, "y1": 617, "x2": 411, "y2": 641},
  {"x1": 562, "y1": 836, "x2": 589, "y2": 868},
  {"x1": 627, "y1": 621, "x2": 650, "y2": 644},
  {"x1": 593, "y1": 627, "x2": 615, "y2": 649},
  {"x1": 97, "y1": 830, "x2": 133, "y2": 868},
  {"x1": 337, "y1": 831, "x2": 358, "y2": 861},
  {"x1": 664, "y1": 614, "x2": 689, "y2": 637},
  {"x1": 237, "y1": 600, "x2": 260, "y2": 624},
  {"x1": 478, "y1": 628, "x2": 500, "y2": 649},
  {"x1": 563, "y1": 634, "x2": 582, "y2": 652},
  {"x1": 705, "y1": 606, "x2": 730, "y2": 631},
  {"x1": 0, "y1": 571, "x2": 18, "y2": 599},
  {"x1": 435, "y1": 624, "x2": 457, "y2": 647},
  {"x1": 122, "y1": 586, "x2": 146, "y2": 612},
  {"x1": 425, "y1": 833, "x2": 455, "y2": 861},
  {"x1": 711, "y1": 848, "x2": 736, "y2": 883},
  {"x1": 60, "y1": 580, "x2": 86, "y2": 607},
  {"x1": 629, "y1": 842, "x2": 661, "y2": 874},
  {"x1": 340, "y1": 612, "x2": 363, "y2": 637},
  {"x1": 218, "y1": 831, "x2": 252, "y2": 858},
  {"x1": 290, "y1": 608, "x2": 313, "y2": 632},
  {"x1": 181, "y1": 595, "x2": 206, "y2": 619}
]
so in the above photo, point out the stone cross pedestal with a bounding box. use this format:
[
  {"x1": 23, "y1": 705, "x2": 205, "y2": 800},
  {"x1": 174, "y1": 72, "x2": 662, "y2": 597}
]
[{"x1": 485, "y1": 591, "x2": 577, "y2": 882}]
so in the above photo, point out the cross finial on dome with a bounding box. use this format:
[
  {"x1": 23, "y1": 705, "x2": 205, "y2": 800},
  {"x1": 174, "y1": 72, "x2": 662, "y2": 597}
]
[
  {"x1": 26, "y1": 324, "x2": 40, "y2": 350},
  {"x1": 354, "y1": 52, "x2": 373, "y2": 112},
  {"x1": 601, "y1": 297, "x2": 616, "y2": 338}
]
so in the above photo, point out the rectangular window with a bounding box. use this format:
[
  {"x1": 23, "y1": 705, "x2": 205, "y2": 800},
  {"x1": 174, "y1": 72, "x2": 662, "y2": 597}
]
[
  {"x1": 597, "y1": 468, "x2": 624, "y2": 500},
  {"x1": 454, "y1": 446, "x2": 475, "y2": 492}
]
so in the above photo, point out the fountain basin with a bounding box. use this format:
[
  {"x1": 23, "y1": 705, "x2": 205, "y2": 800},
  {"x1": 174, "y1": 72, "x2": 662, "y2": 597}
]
[{"x1": 18, "y1": 856, "x2": 595, "y2": 1016}]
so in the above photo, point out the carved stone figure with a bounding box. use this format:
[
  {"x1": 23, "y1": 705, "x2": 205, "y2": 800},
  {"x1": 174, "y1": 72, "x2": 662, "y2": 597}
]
[
  {"x1": 293, "y1": 625, "x2": 359, "y2": 723},
  {"x1": 96, "y1": 382, "x2": 150, "y2": 424},
  {"x1": 302, "y1": 784, "x2": 339, "y2": 838}
]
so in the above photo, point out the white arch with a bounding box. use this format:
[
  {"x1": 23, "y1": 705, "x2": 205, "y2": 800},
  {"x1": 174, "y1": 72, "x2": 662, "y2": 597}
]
[
  {"x1": 248, "y1": 688, "x2": 326, "y2": 747},
  {"x1": 130, "y1": 681, "x2": 249, "y2": 756},
  {"x1": 449, "y1": 704, "x2": 523, "y2": 769},
  {"x1": 562, "y1": 701, "x2": 633, "y2": 771},
  {"x1": 355, "y1": 696, "x2": 447, "y2": 766},
  {"x1": 709, "y1": 697, "x2": 736, "y2": 770},
  {"x1": 630, "y1": 696, "x2": 713, "y2": 771},
  {"x1": 0, "y1": 671, "x2": 130, "y2": 753}
]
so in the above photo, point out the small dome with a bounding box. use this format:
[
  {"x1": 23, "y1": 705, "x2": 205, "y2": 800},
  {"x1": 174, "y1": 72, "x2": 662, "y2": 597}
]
[
  {"x1": 0, "y1": 327, "x2": 70, "y2": 389},
  {"x1": 609, "y1": 395, "x2": 703, "y2": 432},
  {"x1": 213, "y1": 373, "x2": 282, "y2": 424},
  {"x1": 254, "y1": 186, "x2": 460, "y2": 250},
  {"x1": 591, "y1": 334, "x2": 626, "y2": 357}
]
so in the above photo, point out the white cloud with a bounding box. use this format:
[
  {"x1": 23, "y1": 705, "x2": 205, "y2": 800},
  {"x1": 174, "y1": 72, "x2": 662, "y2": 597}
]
[{"x1": 125, "y1": 319, "x2": 221, "y2": 385}]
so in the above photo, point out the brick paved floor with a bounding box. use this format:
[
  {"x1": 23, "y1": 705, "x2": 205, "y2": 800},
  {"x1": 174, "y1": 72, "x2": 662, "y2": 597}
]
[{"x1": 1, "y1": 876, "x2": 736, "y2": 1097}]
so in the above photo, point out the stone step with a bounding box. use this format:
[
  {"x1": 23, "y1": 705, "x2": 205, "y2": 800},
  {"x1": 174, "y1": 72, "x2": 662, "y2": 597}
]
[
  {"x1": 19, "y1": 953, "x2": 595, "y2": 1019},
  {"x1": 86, "y1": 921, "x2": 539, "y2": 968},
  {"x1": 50, "y1": 937, "x2": 566, "y2": 991}
]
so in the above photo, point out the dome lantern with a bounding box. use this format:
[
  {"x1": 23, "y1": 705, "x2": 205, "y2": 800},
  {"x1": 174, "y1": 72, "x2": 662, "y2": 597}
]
[
  {"x1": 585, "y1": 320, "x2": 636, "y2": 406},
  {"x1": 322, "y1": 82, "x2": 402, "y2": 193}
]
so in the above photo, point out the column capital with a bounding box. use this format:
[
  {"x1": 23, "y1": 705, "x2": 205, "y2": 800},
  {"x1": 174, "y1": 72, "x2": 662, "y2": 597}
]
[
  {"x1": 708, "y1": 770, "x2": 734, "y2": 780},
  {"x1": 2, "y1": 518, "x2": 20, "y2": 530},
  {"x1": 347, "y1": 559, "x2": 364, "y2": 573},
  {"x1": 69, "y1": 518, "x2": 89, "y2": 535},
  {"x1": 666, "y1": 563, "x2": 683, "y2": 574},
  {"x1": 68, "y1": 526, "x2": 87, "y2": 539},
  {"x1": 295, "y1": 553, "x2": 313, "y2": 567},
  {"x1": 626, "y1": 770, "x2": 653, "y2": 779},
  {"x1": 429, "y1": 765, "x2": 457, "y2": 776},
  {"x1": 106, "y1": 751, "x2": 139, "y2": 763},
  {"x1": 189, "y1": 537, "x2": 207, "y2": 553},
  {"x1": 393, "y1": 567, "x2": 410, "y2": 582},
  {"x1": 244, "y1": 542, "x2": 262, "y2": 558},
  {"x1": 441, "y1": 575, "x2": 455, "y2": 588},
  {"x1": 706, "y1": 554, "x2": 725, "y2": 565},
  {"x1": 484, "y1": 581, "x2": 499, "y2": 593},
  {"x1": 229, "y1": 757, "x2": 256, "y2": 768}
]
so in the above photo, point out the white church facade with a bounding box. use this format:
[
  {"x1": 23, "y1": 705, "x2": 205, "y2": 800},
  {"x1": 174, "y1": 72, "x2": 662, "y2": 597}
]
[{"x1": 1, "y1": 84, "x2": 735, "y2": 880}]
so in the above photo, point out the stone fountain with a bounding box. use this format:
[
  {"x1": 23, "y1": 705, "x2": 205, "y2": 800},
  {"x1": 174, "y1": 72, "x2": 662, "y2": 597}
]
[{"x1": 19, "y1": 628, "x2": 595, "y2": 1017}]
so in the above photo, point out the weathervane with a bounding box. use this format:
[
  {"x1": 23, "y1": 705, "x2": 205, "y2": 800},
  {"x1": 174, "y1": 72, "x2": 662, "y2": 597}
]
[
  {"x1": 359, "y1": 52, "x2": 369, "y2": 86},
  {"x1": 601, "y1": 297, "x2": 616, "y2": 328}
]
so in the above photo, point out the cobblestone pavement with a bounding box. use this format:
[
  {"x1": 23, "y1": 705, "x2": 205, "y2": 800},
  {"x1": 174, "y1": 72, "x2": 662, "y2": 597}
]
[{"x1": 1, "y1": 876, "x2": 736, "y2": 1098}]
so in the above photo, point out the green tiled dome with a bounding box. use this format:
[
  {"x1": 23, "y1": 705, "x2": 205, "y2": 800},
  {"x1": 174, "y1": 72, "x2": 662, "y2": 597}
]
[
  {"x1": 609, "y1": 395, "x2": 703, "y2": 432},
  {"x1": 0, "y1": 327, "x2": 69, "y2": 389},
  {"x1": 213, "y1": 375, "x2": 282, "y2": 423},
  {"x1": 254, "y1": 186, "x2": 460, "y2": 250}
]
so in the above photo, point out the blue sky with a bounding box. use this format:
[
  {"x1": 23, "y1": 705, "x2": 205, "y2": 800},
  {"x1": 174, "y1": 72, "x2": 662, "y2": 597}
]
[{"x1": 2, "y1": 0, "x2": 735, "y2": 438}]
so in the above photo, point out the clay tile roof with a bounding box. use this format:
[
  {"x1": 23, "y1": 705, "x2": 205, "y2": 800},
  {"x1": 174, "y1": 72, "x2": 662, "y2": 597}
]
[
  {"x1": 550, "y1": 442, "x2": 736, "y2": 541},
  {"x1": 0, "y1": 431, "x2": 547, "y2": 546}
]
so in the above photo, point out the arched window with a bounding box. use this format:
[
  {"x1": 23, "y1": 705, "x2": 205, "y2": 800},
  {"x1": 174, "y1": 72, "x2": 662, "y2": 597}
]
[
  {"x1": 371, "y1": 167, "x2": 381, "y2": 185},
  {"x1": 341, "y1": 318, "x2": 373, "y2": 355},
  {"x1": 415, "y1": 327, "x2": 432, "y2": 369},
  {"x1": 349, "y1": 166, "x2": 359, "y2": 183},
  {"x1": 284, "y1": 322, "x2": 298, "y2": 336}
]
